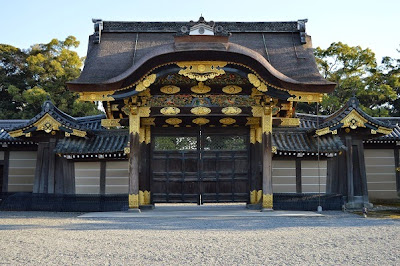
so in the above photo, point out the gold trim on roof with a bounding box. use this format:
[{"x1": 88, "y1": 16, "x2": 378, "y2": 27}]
[
  {"x1": 101, "y1": 119, "x2": 121, "y2": 128},
  {"x1": 78, "y1": 90, "x2": 115, "y2": 102},
  {"x1": 177, "y1": 61, "x2": 227, "y2": 81}
]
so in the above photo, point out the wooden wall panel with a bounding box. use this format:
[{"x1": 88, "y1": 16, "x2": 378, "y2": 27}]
[
  {"x1": 105, "y1": 161, "x2": 129, "y2": 194},
  {"x1": 364, "y1": 149, "x2": 397, "y2": 200},
  {"x1": 0, "y1": 151, "x2": 4, "y2": 160},
  {"x1": 272, "y1": 160, "x2": 296, "y2": 193},
  {"x1": 75, "y1": 162, "x2": 100, "y2": 194},
  {"x1": 301, "y1": 160, "x2": 327, "y2": 193},
  {"x1": 8, "y1": 151, "x2": 37, "y2": 192}
]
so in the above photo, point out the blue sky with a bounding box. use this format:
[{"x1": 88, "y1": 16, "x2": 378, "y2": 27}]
[{"x1": 1, "y1": 0, "x2": 399, "y2": 62}]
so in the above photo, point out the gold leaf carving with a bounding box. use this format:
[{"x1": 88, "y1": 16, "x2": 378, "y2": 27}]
[
  {"x1": 221, "y1": 107, "x2": 242, "y2": 115},
  {"x1": 165, "y1": 118, "x2": 182, "y2": 127},
  {"x1": 160, "y1": 107, "x2": 181, "y2": 115},
  {"x1": 340, "y1": 110, "x2": 367, "y2": 129},
  {"x1": 101, "y1": 119, "x2": 121, "y2": 128},
  {"x1": 129, "y1": 194, "x2": 139, "y2": 208},
  {"x1": 177, "y1": 61, "x2": 227, "y2": 81},
  {"x1": 78, "y1": 91, "x2": 115, "y2": 101},
  {"x1": 248, "y1": 74, "x2": 268, "y2": 92},
  {"x1": 160, "y1": 85, "x2": 180, "y2": 94},
  {"x1": 135, "y1": 74, "x2": 157, "y2": 92},
  {"x1": 262, "y1": 194, "x2": 273, "y2": 209},
  {"x1": 191, "y1": 106, "x2": 211, "y2": 116},
  {"x1": 192, "y1": 118, "x2": 210, "y2": 125},
  {"x1": 141, "y1": 118, "x2": 156, "y2": 126},
  {"x1": 191, "y1": 82, "x2": 211, "y2": 94},
  {"x1": 219, "y1": 117, "x2": 236, "y2": 125},
  {"x1": 287, "y1": 91, "x2": 323, "y2": 103},
  {"x1": 222, "y1": 85, "x2": 242, "y2": 94}
]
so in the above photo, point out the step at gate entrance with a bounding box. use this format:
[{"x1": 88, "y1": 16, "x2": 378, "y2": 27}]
[{"x1": 151, "y1": 128, "x2": 249, "y2": 204}]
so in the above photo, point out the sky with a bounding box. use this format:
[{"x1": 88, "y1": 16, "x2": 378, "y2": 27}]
[{"x1": 1, "y1": 0, "x2": 399, "y2": 62}]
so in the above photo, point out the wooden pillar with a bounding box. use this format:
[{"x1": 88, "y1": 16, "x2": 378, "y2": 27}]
[
  {"x1": 249, "y1": 123, "x2": 262, "y2": 205},
  {"x1": 262, "y1": 106, "x2": 273, "y2": 210},
  {"x1": 139, "y1": 124, "x2": 151, "y2": 206},
  {"x1": 345, "y1": 136, "x2": 354, "y2": 204},
  {"x1": 355, "y1": 140, "x2": 369, "y2": 203},
  {"x1": 128, "y1": 109, "x2": 140, "y2": 210},
  {"x1": 2, "y1": 151, "x2": 9, "y2": 192},
  {"x1": 47, "y1": 138, "x2": 56, "y2": 194}
]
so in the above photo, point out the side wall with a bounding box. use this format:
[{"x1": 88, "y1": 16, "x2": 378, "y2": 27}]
[
  {"x1": 364, "y1": 149, "x2": 398, "y2": 200},
  {"x1": 74, "y1": 160, "x2": 129, "y2": 194},
  {"x1": 272, "y1": 159, "x2": 327, "y2": 193},
  {"x1": 8, "y1": 151, "x2": 37, "y2": 192}
]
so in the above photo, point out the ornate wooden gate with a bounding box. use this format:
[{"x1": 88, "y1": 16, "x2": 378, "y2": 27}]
[{"x1": 151, "y1": 128, "x2": 249, "y2": 204}]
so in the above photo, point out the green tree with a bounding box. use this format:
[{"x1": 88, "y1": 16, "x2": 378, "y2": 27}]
[
  {"x1": 297, "y1": 42, "x2": 398, "y2": 116},
  {"x1": 0, "y1": 36, "x2": 102, "y2": 119}
]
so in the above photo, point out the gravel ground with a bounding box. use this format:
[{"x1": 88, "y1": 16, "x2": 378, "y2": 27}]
[{"x1": 0, "y1": 211, "x2": 399, "y2": 265}]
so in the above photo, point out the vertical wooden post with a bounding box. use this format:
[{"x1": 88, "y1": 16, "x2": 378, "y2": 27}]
[
  {"x1": 2, "y1": 151, "x2": 9, "y2": 192},
  {"x1": 295, "y1": 158, "x2": 302, "y2": 193},
  {"x1": 393, "y1": 146, "x2": 399, "y2": 196},
  {"x1": 345, "y1": 136, "x2": 354, "y2": 204},
  {"x1": 128, "y1": 109, "x2": 140, "y2": 211},
  {"x1": 262, "y1": 106, "x2": 273, "y2": 210},
  {"x1": 47, "y1": 138, "x2": 56, "y2": 194}
]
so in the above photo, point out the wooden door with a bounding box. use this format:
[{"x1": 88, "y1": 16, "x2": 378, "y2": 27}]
[{"x1": 151, "y1": 128, "x2": 249, "y2": 204}]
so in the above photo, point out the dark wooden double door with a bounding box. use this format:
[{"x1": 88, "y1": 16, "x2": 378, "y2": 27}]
[{"x1": 151, "y1": 128, "x2": 249, "y2": 204}]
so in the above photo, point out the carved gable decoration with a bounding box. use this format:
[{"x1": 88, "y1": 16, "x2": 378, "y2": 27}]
[{"x1": 7, "y1": 101, "x2": 88, "y2": 138}]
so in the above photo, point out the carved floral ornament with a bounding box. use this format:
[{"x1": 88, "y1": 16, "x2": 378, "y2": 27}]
[
  {"x1": 190, "y1": 106, "x2": 211, "y2": 116},
  {"x1": 219, "y1": 117, "x2": 236, "y2": 125},
  {"x1": 160, "y1": 85, "x2": 180, "y2": 94},
  {"x1": 222, "y1": 85, "x2": 242, "y2": 94},
  {"x1": 177, "y1": 61, "x2": 227, "y2": 81},
  {"x1": 165, "y1": 118, "x2": 182, "y2": 127},
  {"x1": 221, "y1": 107, "x2": 242, "y2": 115},
  {"x1": 191, "y1": 82, "x2": 211, "y2": 94},
  {"x1": 160, "y1": 107, "x2": 181, "y2": 115},
  {"x1": 192, "y1": 117, "x2": 210, "y2": 125}
]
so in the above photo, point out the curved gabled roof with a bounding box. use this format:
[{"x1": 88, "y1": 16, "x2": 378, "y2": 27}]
[{"x1": 68, "y1": 20, "x2": 335, "y2": 93}]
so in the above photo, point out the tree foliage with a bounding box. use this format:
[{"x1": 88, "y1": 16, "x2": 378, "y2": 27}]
[
  {"x1": 297, "y1": 42, "x2": 399, "y2": 117},
  {"x1": 0, "y1": 36, "x2": 102, "y2": 119}
]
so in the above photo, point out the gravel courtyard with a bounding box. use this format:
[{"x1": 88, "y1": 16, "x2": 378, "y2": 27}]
[{"x1": 0, "y1": 210, "x2": 399, "y2": 265}]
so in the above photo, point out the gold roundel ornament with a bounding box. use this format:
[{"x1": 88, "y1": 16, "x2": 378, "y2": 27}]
[
  {"x1": 160, "y1": 85, "x2": 180, "y2": 94},
  {"x1": 191, "y1": 82, "x2": 211, "y2": 94},
  {"x1": 160, "y1": 107, "x2": 181, "y2": 116},
  {"x1": 221, "y1": 107, "x2": 242, "y2": 115},
  {"x1": 222, "y1": 85, "x2": 242, "y2": 94},
  {"x1": 190, "y1": 106, "x2": 211, "y2": 116},
  {"x1": 165, "y1": 118, "x2": 182, "y2": 127},
  {"x1": 193, "y1": 118, "x2": 210, "y2": 125},
  {"x1": 219, "y1": 117, "x2": 236, "y2": 125}
]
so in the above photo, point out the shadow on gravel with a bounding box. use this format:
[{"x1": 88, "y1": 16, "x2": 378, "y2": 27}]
[{"x1": 57, "y1": 216, "x2": 399, "y2": 232}]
